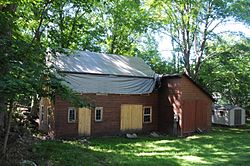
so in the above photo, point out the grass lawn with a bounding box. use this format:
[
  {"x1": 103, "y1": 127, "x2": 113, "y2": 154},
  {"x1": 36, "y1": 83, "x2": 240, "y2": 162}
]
[{"x1": 32, "y1": 122, "x2": 250, "y2": 166}]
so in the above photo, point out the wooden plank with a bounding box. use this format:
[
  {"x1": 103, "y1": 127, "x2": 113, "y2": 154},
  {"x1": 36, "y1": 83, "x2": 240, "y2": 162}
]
[
  {"x1": 78, "y1": 108, "x2": 84, "y2": 135},
  {"x1": 121, "y1": 104, "x2": 142, "y2": 131},
  {"x1": 120, "y1": 105, "x2": 125, "y2": 130},
  {"x1": 195, "y1": 100, "x2": 208, "y2": 130},
  {"x1": 195, "y1": 100, "x2": 202, "y2": 129},
  {"x1": 182, "y1": 100, "x2": 196, "y2": 134},
  {"x1": 131, "y1": 105, "x2": 143, "y2": 130},
  {"x1": 202, "y1": 101, "x2": 208, "y2": 129},
  {"x1": 78, "y1": 109, "x2": 82, "y2": 135},
  {"x1": 85, "y1": 108, "x2": 91, "y2": 135},
  {"x1": 124, "y1": 105, "x2": 131, "y2": 130},
  {"x1": 78, "y1": 108, "x2": 91, "y2": 136},
  {"x1": 121, "y1": 105, "x2": 129, "y2": 130}
]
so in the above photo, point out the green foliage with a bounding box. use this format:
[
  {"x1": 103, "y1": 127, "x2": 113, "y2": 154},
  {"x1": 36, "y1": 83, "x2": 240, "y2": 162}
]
[
  {"x1": 0, "y1": 1, "x2": 88, "y2": 155},
  {"x1": 138, "y1": 34, "x2": 175, "y2": 74},
  {"x1": 227, "y1": 0, "x2": 250, "y2": 25},
  {"x1": 29, "y1": 0, "x2": 153, "y2": 56},
  {"x1": 98, "y1": 0, "x2": 151, "y2": 55},
  {"x1": 0, "y1": 0, "x2": 89, "y2": 108},
  {"x1": 199, "y1": 38, "x2": 250, "y2": 108},
  {"x1": 148, "y1": 0, "x2": 250, "y2": 78},
  {"x1": 43, "y1": 0, "x2": 101, "y2": 51},
  {"x1": 33, "y1": 123, "x2": 250, "y2": 165},
  {"x1": 1, "y1": 0, "x2": 249, "y2": 111}
]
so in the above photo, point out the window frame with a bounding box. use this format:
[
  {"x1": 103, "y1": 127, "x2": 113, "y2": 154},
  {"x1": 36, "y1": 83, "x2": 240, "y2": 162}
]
[
  {"x1": 143, "y1": 106, "x2": 152, "y2": 123},
  {"x1": 68, "y1": 107, "x2": 76, "y2": 123},
  {"x1": 95, "y1": 107, "x2": 103, "y2": 122}
]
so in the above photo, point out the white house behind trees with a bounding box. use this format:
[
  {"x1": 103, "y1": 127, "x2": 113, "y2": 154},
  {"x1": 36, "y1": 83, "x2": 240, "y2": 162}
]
[{"x1": 212, "y1": 105, "x2": 246, "y2": 126}]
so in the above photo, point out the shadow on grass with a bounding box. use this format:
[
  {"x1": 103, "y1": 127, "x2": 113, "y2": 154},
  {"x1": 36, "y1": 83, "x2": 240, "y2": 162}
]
[
  {"x1": 32, "y1": 122, "x2": 250, "y2": 166},
  {"x1": 32, "y1": 139, "x2": 180, "y2": 166}
]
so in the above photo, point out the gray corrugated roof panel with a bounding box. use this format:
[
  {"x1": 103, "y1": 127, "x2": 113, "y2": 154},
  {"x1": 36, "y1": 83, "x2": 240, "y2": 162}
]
[
  {"x1": 215, "y1": 105, "x2": 242, "y2": 110},
  {"x1": 54, "y1": 51, "x2": 155, "y2": 78},
  {"x1": 52, "y1": 50, "x2": 157, "y2": 94}
]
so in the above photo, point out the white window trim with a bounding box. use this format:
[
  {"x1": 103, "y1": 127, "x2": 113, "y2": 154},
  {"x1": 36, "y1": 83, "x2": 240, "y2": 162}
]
[
  {"x1": 143, "y1": 106, "x2": 152, "y2": 123},
  {"x1": 68, "y1": 107, "x2": 76, "y2": 123},
  {"x1": 95, "y1": 107, "x2": 103, "y2": 122}
]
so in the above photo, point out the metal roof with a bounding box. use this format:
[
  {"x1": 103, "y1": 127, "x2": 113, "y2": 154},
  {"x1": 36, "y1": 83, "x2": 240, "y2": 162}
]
[
  {"x1": 52, "y1": 50, "x2": 157, "y2": 94},
  {"x1": 54, "y1": 51, "x2": 155, "y2": 78}
]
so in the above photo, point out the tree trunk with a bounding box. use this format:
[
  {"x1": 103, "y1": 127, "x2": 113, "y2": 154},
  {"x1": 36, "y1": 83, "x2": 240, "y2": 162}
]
[
  {"x1": 0, "y1": 96, "x2": 6, "y2": 130},
  {"x1": 31, "y1": 95, "x2": 39, "y2": 117},
  {"x1": 2, "y1": 101, "x2": 14, "y2": 155},
  {"x1": 183, "y1": 51, "x2": 191, "y2": 76},
  {"x1": 0, "y1": 4, "x2": 17, "y2": 156}
]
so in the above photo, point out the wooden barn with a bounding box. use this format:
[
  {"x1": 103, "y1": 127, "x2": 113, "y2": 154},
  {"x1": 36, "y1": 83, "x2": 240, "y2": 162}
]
[
  {"x1": 39, "y1": 51, "x2": 213, "y2": 138},
  {"x1": 159, "y1": 74, "x2": 214, "y2": 136}
]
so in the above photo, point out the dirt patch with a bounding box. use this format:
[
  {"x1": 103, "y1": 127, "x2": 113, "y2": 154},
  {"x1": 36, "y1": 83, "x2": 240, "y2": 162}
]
[{"x1": 0, "y1": 134, "x2": 39, "y2": 166}]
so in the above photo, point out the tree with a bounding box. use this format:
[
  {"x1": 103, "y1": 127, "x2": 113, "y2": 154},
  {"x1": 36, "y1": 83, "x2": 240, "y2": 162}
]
[
  {"x1": 138, "y1": 33, "x2": 175, "y2": 74},
  {"x1": 228, "y1": 0, "x2": 250, "y2": 25},
  {"x1": 95, "y1": 0, "x2": 151, "y2": 55},
  {"x1": 43, "y1": 0, "x2": 102, "y2": 51},
  {"x1": 0, "y1": 0, "x2": 84, "y2": 156},
  {"x1": 199, "y1": 37, "x2": 250, "y2": 108},
  {"x1": 149, "y1": 0, "x2": 250, "y2": 79}
]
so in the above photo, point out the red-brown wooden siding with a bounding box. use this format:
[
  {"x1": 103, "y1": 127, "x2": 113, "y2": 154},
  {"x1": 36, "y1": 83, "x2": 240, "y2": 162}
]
[
  {"x1": 48, "y1": 74, "x2": 212, "y2": 138},
  {"x1": 53, "y1": 97, "x2": 78, "y2": 137},
  {"x1": 159, "y1": 77, "x2": 182, "y2": 135},
  {"x1": 159, "y1": 75, "x2": 212, "y2": 136},
  {"x1": 180, "y1": 76, "x2": 212, "y2": 135},
  {"x1": 53, "y1": 93, "x2": 158, "y2": 138}
]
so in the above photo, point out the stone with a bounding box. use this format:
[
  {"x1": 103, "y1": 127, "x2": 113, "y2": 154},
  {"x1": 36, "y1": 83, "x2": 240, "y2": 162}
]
[
  {"x1": 126, "y1": 133, "x2": 137, "y2": 139},
  {"x1": 20, "y1": 160, "x2": 37, "y2": 166},
  {"x1": 150, "y1": 131, "x2": 160, "y2": 137}
]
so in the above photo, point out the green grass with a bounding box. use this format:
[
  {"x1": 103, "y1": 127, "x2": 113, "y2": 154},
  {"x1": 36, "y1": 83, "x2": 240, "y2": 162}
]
[{"x1": 32, "y1": 122, "x2": 250, "y2": 166}]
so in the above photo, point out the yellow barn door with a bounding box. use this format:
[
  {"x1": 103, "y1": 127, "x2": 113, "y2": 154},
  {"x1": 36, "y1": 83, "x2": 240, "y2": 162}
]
[
  {"x1": 78, "y1": 108, "x2": 91, "y2": 136},
  {"x1": 121, "y1": 104, "x2": 143, "y2": 131}
]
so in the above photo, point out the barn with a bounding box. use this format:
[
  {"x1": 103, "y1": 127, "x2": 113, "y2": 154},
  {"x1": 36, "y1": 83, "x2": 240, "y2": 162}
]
[
  {"x1": 159, "y1": 74, "x2": 214, "y2": 136},
  {"x1": 39, "y1": 51, "x2": 213, "y2": 138}
]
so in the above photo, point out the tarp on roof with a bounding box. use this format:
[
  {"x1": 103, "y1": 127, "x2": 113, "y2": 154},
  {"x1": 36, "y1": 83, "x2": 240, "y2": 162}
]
[
  {"x1": 62, "y1": 73, "x2": 156, "y2": 94},
  {"x1": 54, "y1": 51, "x2": 155, "y2": 77},
  {"x1": 53, "y1": 51, "x2": 157, "y2": 94}
]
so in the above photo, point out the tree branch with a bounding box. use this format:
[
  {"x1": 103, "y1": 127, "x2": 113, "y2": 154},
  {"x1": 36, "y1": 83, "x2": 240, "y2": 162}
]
[{"x1": 31, "y1": 0, "x2": 52, "y2": 43}]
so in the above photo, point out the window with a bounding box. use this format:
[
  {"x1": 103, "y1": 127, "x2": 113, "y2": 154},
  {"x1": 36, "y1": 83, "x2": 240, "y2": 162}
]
[
  {"x1": 219, "y1": 110, "x2": 225, "y2": 117},
  {"x1": 143, "y1": 106, "x2": 152, "y2": 123},
  {"x1": 95, "y1": 107, "x2": 103, "y2": 122},
  {"x1": 68, "y1": 107, "x2": 76, "y2": 123}
]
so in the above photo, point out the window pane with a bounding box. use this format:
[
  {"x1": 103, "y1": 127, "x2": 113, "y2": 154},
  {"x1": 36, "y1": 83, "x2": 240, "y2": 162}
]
[
  {"x1": 144, "y1": 115, "x2": 150, "y2": 122},
  {"x1": 69, "y1": 109, "x2": 75, "y2": 121},
  {"x1": 95, "y1": 108, "x2": 102, "y2": 121},
  {"x1": 144, "y1": 108, "x2": 151, "y2": 115},
  {"x1": 219, "y1": 110, "x2": 224, "y2": 117}
]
